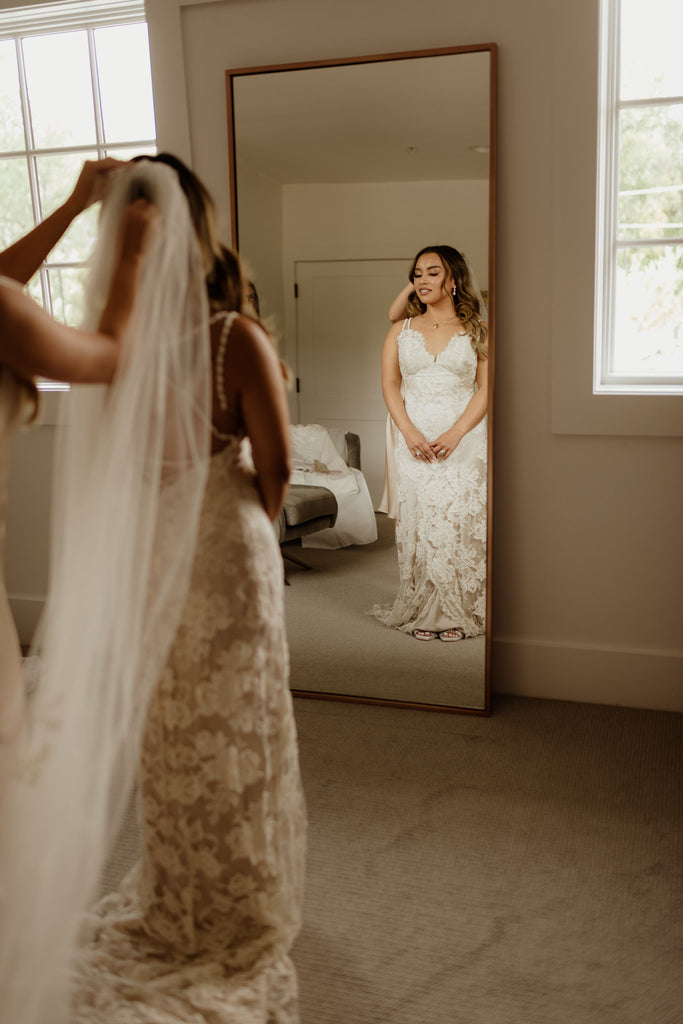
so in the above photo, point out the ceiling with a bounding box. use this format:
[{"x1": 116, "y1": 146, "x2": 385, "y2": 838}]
[{"x1": 231, "y1": 51, "x2": 491, "y2": 185}]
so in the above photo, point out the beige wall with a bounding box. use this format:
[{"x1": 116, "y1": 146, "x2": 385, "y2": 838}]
[
  {"x1": 235, "y1": 159, "x2": 284, "y2": 330},
  {"x1": 5, "y1": 0, "x2": 682, "y2": 709},
  {"x1": 279, "y1": 177, "x2": 487, "y2": 368}
]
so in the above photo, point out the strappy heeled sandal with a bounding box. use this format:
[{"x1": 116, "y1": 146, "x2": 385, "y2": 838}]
[{"x1": 438, "y1": 628, "x2": 466, "y2": 642}]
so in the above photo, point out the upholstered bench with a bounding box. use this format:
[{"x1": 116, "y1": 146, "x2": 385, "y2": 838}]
[
  {"x1": 275, "y1": 485, "x2": 337, "y2": 572},
  {"x1": 276, "y1": 484, "x2": 338, "y2": 546},
  {"x1": 274, "y1": 431, "x2": 361, "y2": 566}
]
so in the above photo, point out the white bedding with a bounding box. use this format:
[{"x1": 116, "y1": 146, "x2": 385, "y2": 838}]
[{"x1": 289, "y1": 424, "x2": 377, "y2": 548}]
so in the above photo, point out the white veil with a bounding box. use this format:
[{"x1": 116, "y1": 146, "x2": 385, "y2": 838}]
[{"x1": 0, "y1": 161, "x2": 211, "y2": 1024}]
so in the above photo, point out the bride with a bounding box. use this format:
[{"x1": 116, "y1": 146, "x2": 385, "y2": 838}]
[
  {"x1": 371, "y1": 245, "x2": 488, "y2": 642},
  {"x1": 1, "y1": 156, "x2": 305, "y2": 1024}
]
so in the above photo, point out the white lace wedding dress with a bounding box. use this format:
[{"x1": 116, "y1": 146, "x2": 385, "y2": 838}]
[
  {"x1": 371, "y1": 319, "x2": 487, "y2": 637},
  {"x1": 71, "y1": 314, "x2": 306, "y2": 1023}
]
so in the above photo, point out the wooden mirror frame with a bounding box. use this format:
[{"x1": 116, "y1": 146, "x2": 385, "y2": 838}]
[{"x1": 226, "y1": 44, "x2": 496, "y2": 715}]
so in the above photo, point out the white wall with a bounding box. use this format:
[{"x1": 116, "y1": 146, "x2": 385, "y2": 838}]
[
  {"x1": 5, "y1": 0, "x2": 682, "y2": 710},
  {"x1": 235, "y1": 158, "x2": 285, "y2": 330},
  {"x1": 280, "y1": 180, "x2": 488, "y2": 272},
  {"x1": 279, "y1": 177, "x2": 488, "y2": 369}
]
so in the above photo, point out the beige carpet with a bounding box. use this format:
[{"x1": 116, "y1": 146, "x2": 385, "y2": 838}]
[
  {"x1": 292, "y1": 696, "x2": 681, "y2": 1024},
  {"x1": 284, "y1": 513, "x2": 487, "y2": 711},
  {"x1": 103, "y1": 695, "x2": 682, "y2": 1024}
]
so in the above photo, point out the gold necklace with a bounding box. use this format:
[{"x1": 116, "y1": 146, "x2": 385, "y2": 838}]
[{"x1": 428, "y1": 313, "x2": 457, "y2": 330}]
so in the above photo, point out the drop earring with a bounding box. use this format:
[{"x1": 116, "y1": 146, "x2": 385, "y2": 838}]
[{"x1": 452, "y1": 284, "x2": 457, "y2": 300}]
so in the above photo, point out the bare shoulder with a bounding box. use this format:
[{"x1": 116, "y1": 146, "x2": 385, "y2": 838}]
[
  {"x1": 0, "y1": 279, "x2": 44, "y2": 371},
  {"x1": 218, "y1": 313, "x2": 280, "y2": 377},
  {"x1": 225, "y1": 313, "x2": 268, "y2": 344},
  {"x1": 385, "y1": 318, "x2": 405, "y2": 344},
  {"x1": 212, "y1": 311, "x2": 264, "y2": 347}
]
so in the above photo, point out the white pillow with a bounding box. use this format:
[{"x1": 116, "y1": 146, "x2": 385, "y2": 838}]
[{"x1": 290, "y1": 423, "x2": 348, "y2": 473}]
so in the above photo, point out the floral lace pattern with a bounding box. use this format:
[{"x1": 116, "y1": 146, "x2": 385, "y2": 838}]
[
  {"x1": 72, "y1": 438, "x2": 306, "y2": 1023},
  {"x1": 371, "y1": 322, "x2": 487, "y2": 636}
]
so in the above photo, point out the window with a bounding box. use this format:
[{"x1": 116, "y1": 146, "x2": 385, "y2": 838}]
[
  {"x1": 595, "y1": 0, "x2": 683, "y2": 394},
  {"x1": 0, "y1": 0, "x2": 156, "y2": 343}
]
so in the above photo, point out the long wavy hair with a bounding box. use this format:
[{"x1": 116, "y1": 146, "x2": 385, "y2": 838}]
[
  {"x1": 406, "y1": 245, "x2": 488, "y2": 358},
  {"x1": 132, "y1": 153, "x2": 243, "y2": 313}
]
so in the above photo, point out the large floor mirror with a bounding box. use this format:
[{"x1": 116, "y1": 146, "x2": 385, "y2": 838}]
[{"x1": 226, "y1": 45, "x2": 496, "y2": 714}]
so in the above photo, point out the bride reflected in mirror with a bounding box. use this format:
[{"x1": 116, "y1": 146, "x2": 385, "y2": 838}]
[{"x1": 369, "y1": 245, "x2": 488, "y2": 643}]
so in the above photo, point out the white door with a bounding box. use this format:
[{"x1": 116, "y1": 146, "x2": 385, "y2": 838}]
[{"x1": 295, "y1": 259, "x2": 411, "y2": 504}]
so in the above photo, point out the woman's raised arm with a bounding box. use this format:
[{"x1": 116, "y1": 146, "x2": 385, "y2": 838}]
[
  {"x1": 0, "y1": 158, "x2": 125, "y2": 285},
  {"x1": 0, "y1": 198, "x2": 158, "y2": 384},
  {"x1": 388, "y1": 280, "x2": 415, "y2": 323}
]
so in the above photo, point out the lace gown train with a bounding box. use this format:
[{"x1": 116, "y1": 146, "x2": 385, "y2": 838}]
[
  {"x1": 72, "y1": 371, "x2": 306, "y2": 1020},
  {"x1": 371, "y1": 319, "x2": 487, "y2": 637}
]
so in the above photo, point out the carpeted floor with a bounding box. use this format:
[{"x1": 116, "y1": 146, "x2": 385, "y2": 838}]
[
  {"x1": 292, "y1": 695, "x2": 681, "y2": 1024},
  {"x1": 284, "y1": 513, "x2": 487, "y2": 710},
  {"x1": 104, "y1": 694, "x2": 682, "y2": 1024}
]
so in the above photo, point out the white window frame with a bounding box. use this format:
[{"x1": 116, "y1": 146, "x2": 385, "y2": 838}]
[
  {"x1": 594, "y1": 0, "x2": 683, "y2": 396},
  {"x1": 0, "y1": 0, "x2": 154, "y2": 395}
]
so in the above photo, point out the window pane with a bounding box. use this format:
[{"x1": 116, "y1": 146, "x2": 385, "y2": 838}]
[
  {"x1": 618, "y1": 105, "x2": 683, "y2": 241},
  {"x1": 613, "y1": 244, "x2": 683, "y2": 375},
  {"x1": 95, "y1": 23, "x2": 156, "y2": 143},
  {"x1": 35, "y1": 151, "x2": 100, "y2": 263},
  {"x1": 47, "y1": 266, "x2": 89, "y2": 326},
  {"x1": 0, "y1": 39, "x2": 24, "y2": 151},
  {"x1": 27, "y1": 274, "x2": 44, "y2": 307},
  {"x1": 0, "y1": 156, "x2": 34, "y2": 249},
  {"x1": 22, "y1": 31, "x2": 96, "y2": 148},
  {"x1": 620, "y1": 0, "x2": 683, "y2": 100},
  {"x1": 105, "y1": 144, "x2": 156, "y2": 162}
]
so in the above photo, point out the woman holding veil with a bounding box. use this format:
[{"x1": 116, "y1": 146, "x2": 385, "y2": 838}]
[
  {"x1": 0, "y1": 155, "x2": 305, "y2": 1024},
  {"x1": 0, "y1": 158, "x2": 156, "y2": 799},
  {"x1": 371, "y1": 244, "x2": 488, "y2": 642}
]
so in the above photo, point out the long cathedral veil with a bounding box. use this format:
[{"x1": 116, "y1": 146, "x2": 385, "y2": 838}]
[{"x1": 0, "y1": 161, "x2": 211, "y2": 1024}]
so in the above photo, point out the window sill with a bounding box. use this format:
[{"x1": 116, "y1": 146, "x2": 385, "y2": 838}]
[
  {"x1": 36, "y1": 383, "x2": 69, "y2": 428},
  {"x1": 594, "y1": 384, "x2": 683, "y2": 397}
]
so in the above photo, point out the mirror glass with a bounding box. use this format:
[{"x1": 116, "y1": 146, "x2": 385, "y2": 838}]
[{"x1": 227, "y1": 46, "x2": 495, "y2": 712}]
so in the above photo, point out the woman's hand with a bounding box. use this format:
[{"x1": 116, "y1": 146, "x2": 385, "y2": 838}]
[
  {"x1": 0, "y1": 157, "x2": 128, "y2": 284},
  {"x1": 65, "y1": 157, "x2": 127, "y2": 216},
  {"x1": 429, "y1": 355, "x2": 489, "y2": 461},
  {"x1": 405, "y1": 427, "x2": 438, "y2": 463},
  {"x1": 428, "y1": 428, "x2": 463, "y2": 462}
]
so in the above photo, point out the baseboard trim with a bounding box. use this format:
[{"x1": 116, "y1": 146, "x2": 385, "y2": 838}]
[
  {"x1": 12, "y1": 597, "x2": 681, "y2": 713},
  {"x1": 492, "y1": 638, "x2": 682, "y2": 712}
]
